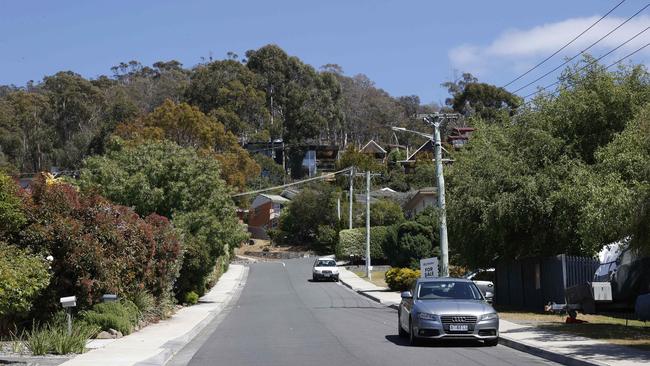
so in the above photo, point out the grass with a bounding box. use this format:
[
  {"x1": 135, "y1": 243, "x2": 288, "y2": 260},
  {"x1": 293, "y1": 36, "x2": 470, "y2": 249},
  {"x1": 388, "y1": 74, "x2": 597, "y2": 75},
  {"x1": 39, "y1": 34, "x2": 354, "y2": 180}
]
[
  {"x1": 353, "y1": 270, "x2": 388, "y2": 288},
  {"x1": 499, "y1": 310, "x2": 650, "y2": 351}
]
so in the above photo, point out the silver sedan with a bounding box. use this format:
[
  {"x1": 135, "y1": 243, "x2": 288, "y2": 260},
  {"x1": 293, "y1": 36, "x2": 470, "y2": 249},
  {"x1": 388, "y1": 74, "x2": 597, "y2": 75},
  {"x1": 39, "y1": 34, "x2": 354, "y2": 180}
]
[{"x1": 398, "y1": 278, "x2": 499, "y2": 346}]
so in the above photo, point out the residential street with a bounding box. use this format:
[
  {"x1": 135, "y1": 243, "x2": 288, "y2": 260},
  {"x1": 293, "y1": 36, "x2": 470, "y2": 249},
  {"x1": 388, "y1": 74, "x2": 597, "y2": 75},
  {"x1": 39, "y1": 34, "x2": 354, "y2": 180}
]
[{"x1": 171, "y1": 258, "x2": 558, "y2": 366}]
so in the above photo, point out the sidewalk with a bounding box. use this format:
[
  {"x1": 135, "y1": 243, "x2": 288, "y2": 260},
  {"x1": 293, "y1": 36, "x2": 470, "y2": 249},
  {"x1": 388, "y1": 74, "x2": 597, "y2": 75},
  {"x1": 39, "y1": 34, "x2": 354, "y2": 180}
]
[
  {"x1": 338, "y1": 267, "x2": 650, "y2": 366},
  {"x1": 60, "y1": 264, "x2": 248, "y2": 366}
]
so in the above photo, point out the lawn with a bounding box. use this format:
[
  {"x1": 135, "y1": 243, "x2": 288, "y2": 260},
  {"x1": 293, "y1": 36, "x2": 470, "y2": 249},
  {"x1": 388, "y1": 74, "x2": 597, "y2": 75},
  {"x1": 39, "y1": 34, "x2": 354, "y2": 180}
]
[
  {"x1": 499, "y1": 311, "x2": 650, "y2": 351},
  {"x1": 352, "y1": 270, "x2": 388, "y2": 288}
]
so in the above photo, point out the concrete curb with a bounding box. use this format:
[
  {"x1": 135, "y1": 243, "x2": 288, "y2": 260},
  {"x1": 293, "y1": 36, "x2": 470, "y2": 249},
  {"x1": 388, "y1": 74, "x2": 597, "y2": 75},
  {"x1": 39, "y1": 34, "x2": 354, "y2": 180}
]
[
  {"x1": 135, "y1": 265, "x2": 249, "y2": 366},
  {"x1": 338, "y1": 273, "x2": 605, "y2": 366}
]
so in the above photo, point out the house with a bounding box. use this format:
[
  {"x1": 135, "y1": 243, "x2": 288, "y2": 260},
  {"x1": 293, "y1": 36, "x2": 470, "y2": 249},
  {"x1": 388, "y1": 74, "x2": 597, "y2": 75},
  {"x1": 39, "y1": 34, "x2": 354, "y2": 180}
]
[
  {"x1": 248, "y1": 194, "x2": 290, "y2": 234},
  {"x1": 403, "y1": 187, "x2": 437, "y2": 218},
  {"x1": 359, "y1": 140, "x2": 387, "y2": 163},
  {"x1": 447, "y1": 127, "x2": 475, "y2": 149}
]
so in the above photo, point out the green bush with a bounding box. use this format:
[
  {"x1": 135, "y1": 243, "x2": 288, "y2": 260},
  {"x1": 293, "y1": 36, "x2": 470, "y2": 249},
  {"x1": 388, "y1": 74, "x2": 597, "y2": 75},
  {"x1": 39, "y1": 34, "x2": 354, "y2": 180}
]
[
  {"x1": 336, "y1": 226, "x2": 392, "y2": 261},
  {"x1": 129, "y1": 290, "x2": 155, "y2": 321},
  {"x1": 315, "y1": 225, "x2": 338, "y2": 254},
  {"x1": 184, "y1": 291, "x2": 199, "y2": 305},
  {"x1": 81, "y1": 300, "x2": 141, "y2": 335},
  {"x1": 384, "y1": 221, "x2": 436, "y2": 268},
  {"x1": 385, "y1": 268, "x2": 421, "y2": 292},
  {"x1": 0, "y1": 244, "x2": 50, "y2": 321},
  {"x1": 23, "y1": 320, "x2": 99, "y2": 355}
]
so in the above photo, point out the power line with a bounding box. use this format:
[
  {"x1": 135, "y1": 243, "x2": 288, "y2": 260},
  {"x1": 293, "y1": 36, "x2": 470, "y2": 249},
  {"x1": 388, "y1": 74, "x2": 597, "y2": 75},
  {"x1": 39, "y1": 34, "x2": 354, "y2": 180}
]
[
  {"x1": 512, "y1": 3, "x2": 649, "y2": 94},
  {"x1": 502, "y1": 0, "x2": 627, "y2": 89},
  {"x1": 231, "y1": 167, "x2": 352, "y2": 197},
  {"x1": 517, "y1": 41, "x2": 649, "y2": 110},
  {"x1": 522, "y1": 29, "x2": 649, "y2": 100}
]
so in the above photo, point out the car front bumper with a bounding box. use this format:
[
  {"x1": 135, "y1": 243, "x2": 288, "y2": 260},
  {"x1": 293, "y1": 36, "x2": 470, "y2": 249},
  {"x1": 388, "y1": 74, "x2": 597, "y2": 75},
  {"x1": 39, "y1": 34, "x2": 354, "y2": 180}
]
[
  {"x1": 313, "y1": 272, "x2": 339, "y2": 280},
  {"x1": 412, "y1": 318, "x2": 499, "y2": 340}
]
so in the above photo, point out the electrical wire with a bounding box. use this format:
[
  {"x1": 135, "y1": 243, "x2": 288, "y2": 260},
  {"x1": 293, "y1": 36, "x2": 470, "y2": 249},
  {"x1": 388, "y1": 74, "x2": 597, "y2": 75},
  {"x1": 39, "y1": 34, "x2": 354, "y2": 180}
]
[
  {"x1": 502, "y1": 0, "x2": 627, "y2": 88},
  {"x1": 516, "y1": 41, "x2": 650, "y2": 110},
  {"x1": 512, "y1": 3, "x2": 649, "y2": 94},
  {"x1": 231, "y1": 167, "x2": 353, "y2": 197},
  {"x1": 522, "y1": 28, "x2": 648, "y2": 100}
]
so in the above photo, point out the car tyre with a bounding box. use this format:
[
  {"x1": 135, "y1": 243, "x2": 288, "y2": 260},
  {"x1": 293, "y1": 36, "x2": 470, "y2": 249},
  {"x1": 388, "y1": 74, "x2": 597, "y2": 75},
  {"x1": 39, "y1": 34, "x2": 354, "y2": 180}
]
[
  {"x1": 409, "y1": 319, "x2": 420, "y2": 346},
  {"x1": 312, "y1": 274, "x2": 317, "y2": 282},
  {"x1": 484, "y1": 337, "x2": 499, "y2": 347}
]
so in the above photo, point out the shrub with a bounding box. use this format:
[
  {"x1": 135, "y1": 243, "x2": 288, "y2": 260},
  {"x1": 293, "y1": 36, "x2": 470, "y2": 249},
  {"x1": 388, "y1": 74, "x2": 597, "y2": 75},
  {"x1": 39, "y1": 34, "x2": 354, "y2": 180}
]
[
  {"x1": 315, "y1": 225, "x2": 338, "y2": 254},
  {"x1": 129, "y1": 290, "x2": 155, "y2": 321},
  {"x1": 385, "y1": 268, "x2": 421, "y2": 291},
  {"x1": 24, "y1": 320, "x2": 99, "y2": 355},
  {"x1": 184, "y1": 291, "x2": 199, "y2": 305},
  {"x1": 81, "y1": 300, "x2": 141, "y2": 335},
  {"x1": 19, "y1": 176, "x2": 183, "y2": 314},
  {"x1": 384, "y1": 221, "x2": 436, "y2": 268},
  {"x1": 0, "y1": 244, "x2": 50, "y2": 323},
  {"x1": 0, "y1": 172, "x2": 26, "y2": 235},
  {"x1": 336, "y1": 226, "x2": 391, "y2": 261}
]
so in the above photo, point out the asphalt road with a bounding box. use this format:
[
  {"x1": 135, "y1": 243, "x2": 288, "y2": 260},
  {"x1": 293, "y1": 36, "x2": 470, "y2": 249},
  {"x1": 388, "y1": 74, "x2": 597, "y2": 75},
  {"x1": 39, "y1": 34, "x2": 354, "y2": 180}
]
[{"x1": 172, "y1": 258, "x2": 559, "y2": 366}]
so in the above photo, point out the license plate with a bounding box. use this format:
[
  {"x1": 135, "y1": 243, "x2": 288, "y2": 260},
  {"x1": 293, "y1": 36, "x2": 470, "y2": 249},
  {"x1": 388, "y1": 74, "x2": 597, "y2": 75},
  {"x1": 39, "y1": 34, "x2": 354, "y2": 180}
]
[
  {"x1": 324, "y1": 274, "x2": 331, "y2": 277},
  {"x1": 449, "y1": 324, "x2": 469, "y2": 331}
]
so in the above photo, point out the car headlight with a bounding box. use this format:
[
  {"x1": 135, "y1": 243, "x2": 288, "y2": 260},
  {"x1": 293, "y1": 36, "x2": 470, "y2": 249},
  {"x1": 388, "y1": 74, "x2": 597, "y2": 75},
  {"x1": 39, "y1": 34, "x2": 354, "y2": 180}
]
[
  {"x1": 314, "y1": 269, "x2": 321, "y2": 274},
  {"x1": 417, "y1": 313, "x2": 440, "y2": 321},
  {"x1": 480, "y1": 313, "x2": 498, "y2": 321}
]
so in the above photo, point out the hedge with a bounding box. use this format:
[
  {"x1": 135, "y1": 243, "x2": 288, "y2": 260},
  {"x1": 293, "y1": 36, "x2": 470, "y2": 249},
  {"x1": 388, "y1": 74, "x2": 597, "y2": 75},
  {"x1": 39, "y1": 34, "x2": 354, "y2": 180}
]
[{"x1": 336, "y1": 226, "x2": 393, "y2": 261}]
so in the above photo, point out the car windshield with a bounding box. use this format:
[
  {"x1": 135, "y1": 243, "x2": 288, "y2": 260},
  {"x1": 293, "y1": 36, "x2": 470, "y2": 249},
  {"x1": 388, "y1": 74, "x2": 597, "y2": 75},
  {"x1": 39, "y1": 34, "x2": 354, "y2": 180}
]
[
  {"x1": 316, "y1": 260, "x2": 336, "y2": 267},
  {"x1": 418, "y1": 281, "x2": 483, "y2": 300}
]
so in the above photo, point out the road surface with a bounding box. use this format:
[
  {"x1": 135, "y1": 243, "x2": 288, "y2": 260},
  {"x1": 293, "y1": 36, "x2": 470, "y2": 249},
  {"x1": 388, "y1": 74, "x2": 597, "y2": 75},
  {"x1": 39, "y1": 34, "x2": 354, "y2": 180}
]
[{"x1": 170, "y1": 258, "x2": 558, "y2": 366}]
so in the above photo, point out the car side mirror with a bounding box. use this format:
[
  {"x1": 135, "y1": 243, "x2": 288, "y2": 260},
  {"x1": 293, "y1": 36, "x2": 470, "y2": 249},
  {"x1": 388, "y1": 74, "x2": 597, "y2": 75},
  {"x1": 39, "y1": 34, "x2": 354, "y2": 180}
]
[
  {"x1": 485, "y1": 291, "x2": 494, "y2": 304},
  {"x1": 401, "y1": 291, "x2": 412, "y2": 299}
]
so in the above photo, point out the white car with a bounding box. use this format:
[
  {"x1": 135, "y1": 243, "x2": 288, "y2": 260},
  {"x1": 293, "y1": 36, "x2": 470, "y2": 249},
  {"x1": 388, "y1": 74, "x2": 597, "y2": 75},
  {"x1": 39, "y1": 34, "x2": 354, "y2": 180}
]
[
  {"x1": 312, "y1": 258, "x2": 339, "y2": 281},
  {"x1": 465, "y1": 268, "x2": 495, "y2": 300}
]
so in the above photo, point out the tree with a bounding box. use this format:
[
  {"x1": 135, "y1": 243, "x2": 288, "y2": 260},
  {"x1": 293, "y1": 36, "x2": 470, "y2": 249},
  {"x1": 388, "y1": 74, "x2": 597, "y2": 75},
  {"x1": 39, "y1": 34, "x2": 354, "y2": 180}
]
[
  {"x1": 114, "y1": 100, "x2": 260, "y2": 190},
  {"x1": 360, "y1": 199, "x2": 405, "y2": 227},
  {"x1": 186, "y1": 60, "x2": 270, "y2": 138},
  {"x1": 245, "y1": 45, "x2": 344, "y2": 150},
  {"x1": 274, "y1": 183, "x2": 338, "y2": 250},
  {"x1": 443, "y1": 73, "x2": 521, "y2": 121},
  {"x1": 0, "y1": 171, "x2": 26, "y2": 236},
  {"x1": 79, "y1": 140, "x2": 247, "y2": 299}
]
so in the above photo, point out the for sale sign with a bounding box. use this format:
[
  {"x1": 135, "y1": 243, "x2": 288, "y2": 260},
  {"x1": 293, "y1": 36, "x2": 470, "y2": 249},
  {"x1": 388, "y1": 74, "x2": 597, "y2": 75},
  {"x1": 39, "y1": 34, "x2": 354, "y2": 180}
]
[{"x1": 420, "y1": 257, "x2": 439, "y2": 278}]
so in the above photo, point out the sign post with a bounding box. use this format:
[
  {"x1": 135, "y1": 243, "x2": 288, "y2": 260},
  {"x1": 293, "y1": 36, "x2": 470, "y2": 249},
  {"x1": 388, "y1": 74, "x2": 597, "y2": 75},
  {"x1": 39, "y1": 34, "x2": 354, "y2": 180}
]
[{"x1": 420, "y1": 258, "x2": 439, "y2": 279}]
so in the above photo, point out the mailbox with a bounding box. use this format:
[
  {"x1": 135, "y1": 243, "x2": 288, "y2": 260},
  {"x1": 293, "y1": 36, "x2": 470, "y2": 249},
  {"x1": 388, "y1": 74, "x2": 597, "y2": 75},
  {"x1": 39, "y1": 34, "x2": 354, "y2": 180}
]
[
  {"x1": 101, "y1": 294, "x2": 118, "y2": 302},
  {"x1": 60, "y1": 296, "x2": 77, "y2": 308}
]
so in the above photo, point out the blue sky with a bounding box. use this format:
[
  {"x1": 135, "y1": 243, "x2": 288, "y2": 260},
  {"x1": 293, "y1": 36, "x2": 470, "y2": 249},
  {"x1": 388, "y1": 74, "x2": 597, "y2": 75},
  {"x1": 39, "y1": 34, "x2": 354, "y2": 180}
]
[{"x1": 1, "y1": 0, "x2": 648, "y2": 104}]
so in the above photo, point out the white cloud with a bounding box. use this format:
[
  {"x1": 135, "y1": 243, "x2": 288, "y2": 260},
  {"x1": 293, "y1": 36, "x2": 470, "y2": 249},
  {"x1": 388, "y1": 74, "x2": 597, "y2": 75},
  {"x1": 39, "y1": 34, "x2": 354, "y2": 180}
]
[{"x1": 449, "y1": 15, "x2": 650, "y2": 85}]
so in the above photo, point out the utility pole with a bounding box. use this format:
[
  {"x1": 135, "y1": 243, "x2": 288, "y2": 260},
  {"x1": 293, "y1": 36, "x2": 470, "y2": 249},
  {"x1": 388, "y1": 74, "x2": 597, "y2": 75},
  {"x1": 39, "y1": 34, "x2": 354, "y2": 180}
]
[
  {"x1": 365, "y1": 170, "x2": 371, "y2": 280},
  {"x1": 423, "y1": 113, "x2": 458, "y2": 277},
  {"x1": 349, "y1": 166, "x2": 354, "y2": 230}
]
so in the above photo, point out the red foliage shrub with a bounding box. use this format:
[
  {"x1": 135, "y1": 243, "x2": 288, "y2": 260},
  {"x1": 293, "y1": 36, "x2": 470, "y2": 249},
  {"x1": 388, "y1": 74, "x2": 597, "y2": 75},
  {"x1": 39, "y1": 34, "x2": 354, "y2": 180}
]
[{"x1": 20, "y1": 175, "x2": 183, "y2": 313}]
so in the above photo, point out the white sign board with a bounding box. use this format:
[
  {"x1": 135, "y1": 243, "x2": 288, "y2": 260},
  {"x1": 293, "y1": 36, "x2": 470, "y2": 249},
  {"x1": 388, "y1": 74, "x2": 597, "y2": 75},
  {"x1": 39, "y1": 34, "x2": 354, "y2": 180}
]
[{"x1": 420, "y1": 257, "x2": 439, "y2": 278}]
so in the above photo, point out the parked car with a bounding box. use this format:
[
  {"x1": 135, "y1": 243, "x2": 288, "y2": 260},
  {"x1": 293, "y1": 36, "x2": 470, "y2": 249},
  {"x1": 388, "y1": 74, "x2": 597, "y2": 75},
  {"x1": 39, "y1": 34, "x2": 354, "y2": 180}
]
[
  {"x1": 312, "y1": 258, "x2": 339, "y2": 281},
  {"x1": 465, "y1": 268, "x2": 495, "y2": 299},
  {"x1": 398, "y1": 278, "x2": 499, "y2": 346}
]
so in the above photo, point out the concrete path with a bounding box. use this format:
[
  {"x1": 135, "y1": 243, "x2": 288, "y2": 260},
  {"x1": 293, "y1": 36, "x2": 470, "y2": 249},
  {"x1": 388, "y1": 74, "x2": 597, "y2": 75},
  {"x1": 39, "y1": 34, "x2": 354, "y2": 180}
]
[
  {"x1": 338, "y1": 267, "x2": 650, "y2": 366},
  {"x1": 60, "y1": 264, "x2": 248, "y2": 366}
]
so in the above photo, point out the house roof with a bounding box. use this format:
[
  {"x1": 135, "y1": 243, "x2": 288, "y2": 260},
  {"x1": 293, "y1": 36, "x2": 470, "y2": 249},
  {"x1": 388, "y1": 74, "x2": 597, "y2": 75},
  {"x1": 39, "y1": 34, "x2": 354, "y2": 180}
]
[
  {"x1": 280, "y1": 188, "x2": 300, "y2": 200},
  {"x1": 360, "y1": 140, "x2": 387, "y2": 154},
  {"x1": 260, "y1": 194, "x2": 290, "y2": 204},
  {"x1": 403, "y1": 187, "x2": 437, "y2": 211}
]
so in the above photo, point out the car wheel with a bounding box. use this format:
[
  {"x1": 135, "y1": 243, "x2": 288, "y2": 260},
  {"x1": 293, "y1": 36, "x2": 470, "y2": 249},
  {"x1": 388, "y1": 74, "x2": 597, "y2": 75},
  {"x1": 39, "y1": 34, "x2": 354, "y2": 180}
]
[
  {"x1": 409, "y1": 319, "x2": 420, "y2": 346},
  {"x1": 312, "y1": 274, "x2": 317, "y2": 282},
  {"x1": 398, "y1": 311, "x2": 408, "y2": 338},
  {"x1": 484, "y1": 337, "x2": 499, "y2": 347}
]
